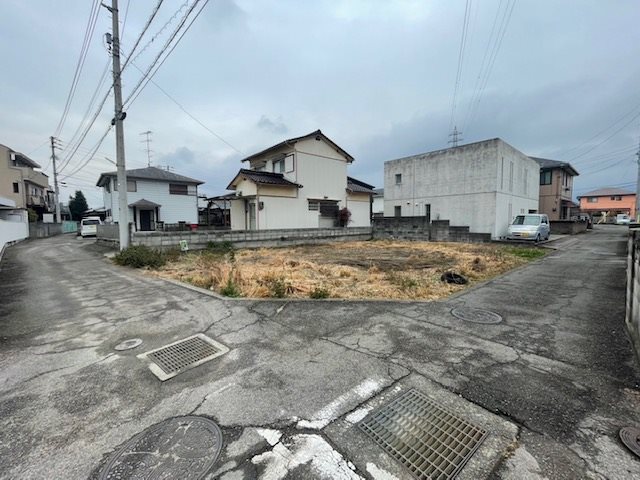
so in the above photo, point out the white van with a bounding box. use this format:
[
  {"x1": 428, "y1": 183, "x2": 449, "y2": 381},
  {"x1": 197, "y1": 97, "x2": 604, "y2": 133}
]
[
  {"x1": 616, "y1": 214, "x2": 631, "y2": 225},
  {"x1": 80, "y1": 216, "x2": 102, "y2": 237},
  {"x1": 507, "y1": 214, "x2": 550, "y2": 242}
]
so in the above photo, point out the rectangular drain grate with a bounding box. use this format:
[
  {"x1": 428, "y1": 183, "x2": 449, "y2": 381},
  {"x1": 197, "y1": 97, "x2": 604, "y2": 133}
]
[
  {"x1": 359, "y1": 389, "x2": 487, "y2": 480},
  {"x1": 137, "y1": 334, "x2": 229, "y2": 381}
]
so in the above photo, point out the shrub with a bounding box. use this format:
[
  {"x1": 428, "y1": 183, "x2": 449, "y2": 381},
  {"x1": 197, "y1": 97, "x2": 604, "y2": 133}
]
[
  {"x1": 113, "y1": 245, "x2": 165, "y2": 268},
  {"x1": 266, "y1": 276, "x2": 290, "y2": 298},
  {"x1": 337, "y1": 207, "x2": 352, "y2": 227},
  {"x1": 220, "y1": 278, "x2": 241, "y2": 297},
  {"x1": 309, "y1": 286, "x2": 330, "y2": 299},
  {"x1": 207, "y1": 240, "x2": 234, "y2": 254}
]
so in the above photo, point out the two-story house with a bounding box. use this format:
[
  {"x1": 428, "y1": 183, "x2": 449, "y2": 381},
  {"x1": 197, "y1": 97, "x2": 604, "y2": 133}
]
[
  {"x1": 226, "y1": 130, "x2": 374, "y2": 230},
  {"x1": 578, "y1": 188, "x2": 636, "y2": 219},
  {"x1": 0, "y1": 143, "x2": 53, "y2": 219},
  {"x1": 96, "y1": 166, "x2": 204, "y2": 231},
  {"x1": 531, "y1": 157, "x2": 579, "y2": 220},
  {"x1": 384, "y1": 138, "x2": 539, "y2": 239}
]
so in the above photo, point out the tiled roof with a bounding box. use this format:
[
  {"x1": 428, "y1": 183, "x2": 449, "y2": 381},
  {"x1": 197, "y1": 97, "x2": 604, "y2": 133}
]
[
  {"x1": 240, "y1": 129, "x2": 355, "y2": 163},
  {"x1": 227, "y1": 169, "x2": 301, "y2": 190},
  {"x1": 578, "y1": 187, "x2": 635, "y2": 198},
  {"x1": 347, "y1": 176, "x2": 375, "y2": 194},
  {"x1": 97, "y1": 166, "x2": 203, "y2": 187},
  {"x1": 531, "y1": 157, "x2": 579, "y2": 176}
]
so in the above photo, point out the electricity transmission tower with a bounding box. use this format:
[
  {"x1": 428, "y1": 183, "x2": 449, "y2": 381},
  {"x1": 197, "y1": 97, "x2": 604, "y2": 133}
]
[
  {"x1": 448, "y1": 126, "x2": 463, "y2": 147},
  {"x1": 140, "y1": 130, "x2": 153, "y2": 167}
]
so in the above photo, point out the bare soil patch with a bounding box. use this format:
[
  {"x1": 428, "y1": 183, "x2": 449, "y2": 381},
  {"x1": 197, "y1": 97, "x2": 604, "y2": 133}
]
[{"x1": 152, "y1": 240, "x2": 545, "y2": 300}]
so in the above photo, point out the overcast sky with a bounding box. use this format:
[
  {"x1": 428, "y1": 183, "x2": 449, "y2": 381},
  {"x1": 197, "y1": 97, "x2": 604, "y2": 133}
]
[{"x1": 1, "y1": 0, "x2": 639, "y2": 208}]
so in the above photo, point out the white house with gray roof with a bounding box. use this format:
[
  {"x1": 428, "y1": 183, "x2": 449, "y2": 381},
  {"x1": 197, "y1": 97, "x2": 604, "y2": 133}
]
[
  {"x1": 226, "y1": 130, "x2": 374, "y2": 230},
  {"x1": 96, "y1": 166, "x2": 203, "y2": 231}
]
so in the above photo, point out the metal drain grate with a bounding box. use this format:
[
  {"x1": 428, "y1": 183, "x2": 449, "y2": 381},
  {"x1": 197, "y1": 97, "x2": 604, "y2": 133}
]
[
  {"x1": 451, "y1": 307, "x2": 502, "y2": 324},
  {"x1": 138, "y1": 334, "x2": 229, "y2": 381},
  {"x1": 359, "y1": 389, "x2": 487, "y2": 480}
]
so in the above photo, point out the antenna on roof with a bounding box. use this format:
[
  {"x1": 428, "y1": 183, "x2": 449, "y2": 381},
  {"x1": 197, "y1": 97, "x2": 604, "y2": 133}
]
[
  {"x1": 140, "y1": 130, "x2": 153, "y2": 167},
  {"x1": 448, "y1": 126, "x2": 463, "y2": 147}
]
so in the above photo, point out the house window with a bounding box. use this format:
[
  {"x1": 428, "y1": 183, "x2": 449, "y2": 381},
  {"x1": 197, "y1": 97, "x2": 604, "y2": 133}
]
[
  {"x1": 587, "y1": 197, "x2": 598, "y2": 203},
  {"x1": 611, "y1": 196, "x2": 622, "y2": 201},
  {"x1": 169, "y1": 183, "x2": 189, "y2": 195},
  {"x1": 112, "y1": 179, "x2": 136, "y2": 192},
  {"x1": 273, "y1": 159, "x2": 284, "y2": 173},
  {"x1": 308, "y1": 200, "x2": 319, "y2": 211},
  {"x1": 13, "y1": 182, "x2": 19, "y2": 193},
  {"x1": 394, "y1": 205, "x2": 402, "y2": 217},
  {"x1": 540, "y1": 171, "x2": 552, "y2": 185},
  {"x1": 395, "y1": 173, "x2": 402, "y2": 185}
]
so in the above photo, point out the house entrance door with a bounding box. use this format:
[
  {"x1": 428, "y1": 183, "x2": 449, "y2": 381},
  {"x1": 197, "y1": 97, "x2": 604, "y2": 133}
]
[
  {"x1": 140, "y1": 210, "x2": 153, "y2": 231},
  {"x1": 248, "y1": 203, "x2": 256, "y2": 230}
]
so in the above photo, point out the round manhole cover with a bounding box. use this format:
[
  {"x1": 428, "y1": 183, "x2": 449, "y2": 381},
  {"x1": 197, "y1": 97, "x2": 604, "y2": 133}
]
[
  {"x1": 114, "y1": 338, "x2": 143, "y2": 351},
  {"x1": 97, "y1": 416, "x2": 223, "y2": 479},
  {"x1": 620, "y1": 426, "x2": 640, "y2": 458},
  {"x1": 451, "y1": 307, "x2": 503, "y2": 324}
]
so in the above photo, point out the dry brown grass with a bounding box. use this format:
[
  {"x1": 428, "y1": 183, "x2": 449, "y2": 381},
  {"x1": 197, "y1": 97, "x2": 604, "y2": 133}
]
[{"x1": 152, "y1": 240, "x2": 544, "y2": 300}]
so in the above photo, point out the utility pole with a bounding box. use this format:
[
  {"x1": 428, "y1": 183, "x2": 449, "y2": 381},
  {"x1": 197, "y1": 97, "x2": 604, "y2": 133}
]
[
  {"x1": 140, "y1": 130, "x2": 153, "y2": 167},
  {"x1": 104, "y1": 0, "x2": 129, "y2": 250},
  {"x1": 50, "y1": 136, "x2": 61, "y2": 223},
  {"x1": 448, "y1": 126, "x2": 463, "y2": 147}
]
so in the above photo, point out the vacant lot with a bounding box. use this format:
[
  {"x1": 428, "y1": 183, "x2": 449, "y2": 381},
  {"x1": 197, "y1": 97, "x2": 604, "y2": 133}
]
[{"x1": 152, "y1": 240, "x2": 545, "y2": 300}]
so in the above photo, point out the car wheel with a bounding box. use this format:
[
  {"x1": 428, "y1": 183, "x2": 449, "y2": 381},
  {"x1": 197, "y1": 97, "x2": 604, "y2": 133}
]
[{"x1": 535, "y1": 234, "x2": 541, "y2": 243}]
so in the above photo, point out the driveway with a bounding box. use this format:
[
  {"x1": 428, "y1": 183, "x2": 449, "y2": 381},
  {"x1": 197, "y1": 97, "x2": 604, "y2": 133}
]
[{"x1": 0, "y1": 226, "x2": 638, "y2": 479}]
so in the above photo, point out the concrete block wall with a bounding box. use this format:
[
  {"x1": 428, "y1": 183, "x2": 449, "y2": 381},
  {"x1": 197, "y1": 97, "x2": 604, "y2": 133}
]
[
  {"x1": 626, "y1": 229, "x2": 640, "y2": 362},
  {"x1": 129, "y1": 227, "x2": 373, "y2": 251},
  {"x1": 28, "y1": 222, "x2": 63, "y2": 238},
  {"x1": 372, "y1": 217, "x2": 491, "y2": 243},
  {"x1": 549, "y1": 220, "x2": 589, "y2": 235}
]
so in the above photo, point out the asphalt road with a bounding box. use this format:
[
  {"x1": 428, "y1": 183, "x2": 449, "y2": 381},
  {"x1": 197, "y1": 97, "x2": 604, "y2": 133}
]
[{"x1": 0, "y1": 226, "x2": 638, "y2": 479}]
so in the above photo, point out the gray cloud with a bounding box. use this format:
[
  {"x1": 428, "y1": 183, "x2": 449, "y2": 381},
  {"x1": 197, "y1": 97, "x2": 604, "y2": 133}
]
[{"x1": 256, "y1": 115, "x2": 288, "y2": 134}]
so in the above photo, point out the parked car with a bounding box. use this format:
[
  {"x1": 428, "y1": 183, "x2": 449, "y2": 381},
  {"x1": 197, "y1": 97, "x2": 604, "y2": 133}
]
[
  {"x1": 616, "y1": 214, "x2": 631, "y2": 225},
  {"x1": 507, "y1": 214, "x2": 550, "y2": 242},
  {"x1": 80, "y1": 216, "x2": 102, "y2": 237}
]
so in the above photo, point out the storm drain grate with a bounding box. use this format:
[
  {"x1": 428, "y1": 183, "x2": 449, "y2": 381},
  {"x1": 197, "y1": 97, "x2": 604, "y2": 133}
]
[
  {"x1": 451, "y1": 307, "x2": 502, "y2": 324},
  {"x1": 138, "y1": 334, "x2": 229, "y2": 381},
  {"x1": 359, "y1": 389, "x2": 487, "y2": 480}
]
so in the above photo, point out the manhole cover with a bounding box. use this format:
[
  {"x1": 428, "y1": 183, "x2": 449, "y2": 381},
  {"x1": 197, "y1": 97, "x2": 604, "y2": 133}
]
[
  {"x1": 451, "y1": 307, "x2": 502, "y2": 324},
  {"x1": 114, "y1": 338, "x2": 143, "y2": 351},
  {"x1": 620, "y1": 426, "x2": 640, "y2": 458},
  {"x1": 97, "y1": 416, "x2": 223, "y2": 480},
  {"x1": 360, "y1": 389, "x2": 487, "y2": 480},
  {"x1": 137, "y1": 334, "x2": 229, "y2": 381}
]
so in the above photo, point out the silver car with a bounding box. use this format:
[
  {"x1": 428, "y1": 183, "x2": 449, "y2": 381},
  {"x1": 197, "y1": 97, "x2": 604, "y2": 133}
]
[{"x1": 507, "y1": 214, "x2": 550, "y2": 242}]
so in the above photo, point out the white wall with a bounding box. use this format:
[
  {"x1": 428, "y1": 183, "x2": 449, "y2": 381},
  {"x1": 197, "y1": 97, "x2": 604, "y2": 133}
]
[
  {"x1": 0, "y1": 209, "x2": 28, "y2": 250},
  {"x1": 347, "y1": 194, "x2": 371, "y2": 227},
  {"x1": 383, "y1": 138, "x2": 539, "y2": 238},
  {"x1": 103, "y1": 178, "x2": 198, "y2": 224},
  {"x1": 372, "y1": 195, "x2": 384, "y2": 214}
]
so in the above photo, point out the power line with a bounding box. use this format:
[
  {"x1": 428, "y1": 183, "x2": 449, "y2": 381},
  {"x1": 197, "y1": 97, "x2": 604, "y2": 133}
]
[
  {"x1": 124, "y1": 0, "x2": 204, "y2": 107},
  {"x1": 448, "y1": 0, "x2": 472, "y2": 139},
  {"x1": 121, "y1": 0, "x2": 166, "y2": 71},
  {"x1": 54, "y1": 0, "x2": 101, "y2": 137},
  {"x1": 463, "y1": 0, "x2": 517, "y2": 134}
]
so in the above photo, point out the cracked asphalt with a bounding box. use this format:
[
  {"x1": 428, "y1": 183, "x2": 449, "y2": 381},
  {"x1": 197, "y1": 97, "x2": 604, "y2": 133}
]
[{"x1": 1, "y1": 225, "x2": 639, "y2": 479}]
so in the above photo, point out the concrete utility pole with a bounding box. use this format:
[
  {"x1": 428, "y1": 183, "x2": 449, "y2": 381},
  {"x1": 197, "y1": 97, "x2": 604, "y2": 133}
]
[
  {"x1": 50, "y1": 136, "x2": 61, "y2": 223},
  {"x1": 105, "y1": 0, "x2": 129, "y2": 249}
]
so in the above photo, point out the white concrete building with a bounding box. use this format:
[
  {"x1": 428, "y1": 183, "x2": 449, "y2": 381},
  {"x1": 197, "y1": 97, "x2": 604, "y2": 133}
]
[
  {"x1": 372, "y1": 188, "x2": 384, "y2": 216},
  {"x1": 96, "y1": 167, "x2": 203, "y2": 231},
  {"x1": 384, "y1": 138, "x2": 539, "y2": 239},
  {"x1": 226, "y1": 130, "x2": 373, "y2": 230}
]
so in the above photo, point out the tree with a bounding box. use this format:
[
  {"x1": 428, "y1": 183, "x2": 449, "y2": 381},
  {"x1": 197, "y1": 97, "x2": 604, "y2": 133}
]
[{"x1": 68, "y1": 190, "x2": 88, "y2": 221}]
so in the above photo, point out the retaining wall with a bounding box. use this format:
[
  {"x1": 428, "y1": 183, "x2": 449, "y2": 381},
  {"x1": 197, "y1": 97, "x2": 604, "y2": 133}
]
[
  {"x1": 130, "y1": 227, "x2": 373, "y2": 251},
  {"x1": 626, "y1": 229, "x2": 640, "y2": 361},
  {"x1": 372, "y1": 217, "x2": 491, "y2": 243},
  {"x1": 550, "y1": 220, "x2": 589, "y2": 235},
  {"x1": 29, "y1": 222, "x2": 62, "y2": 238}
]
